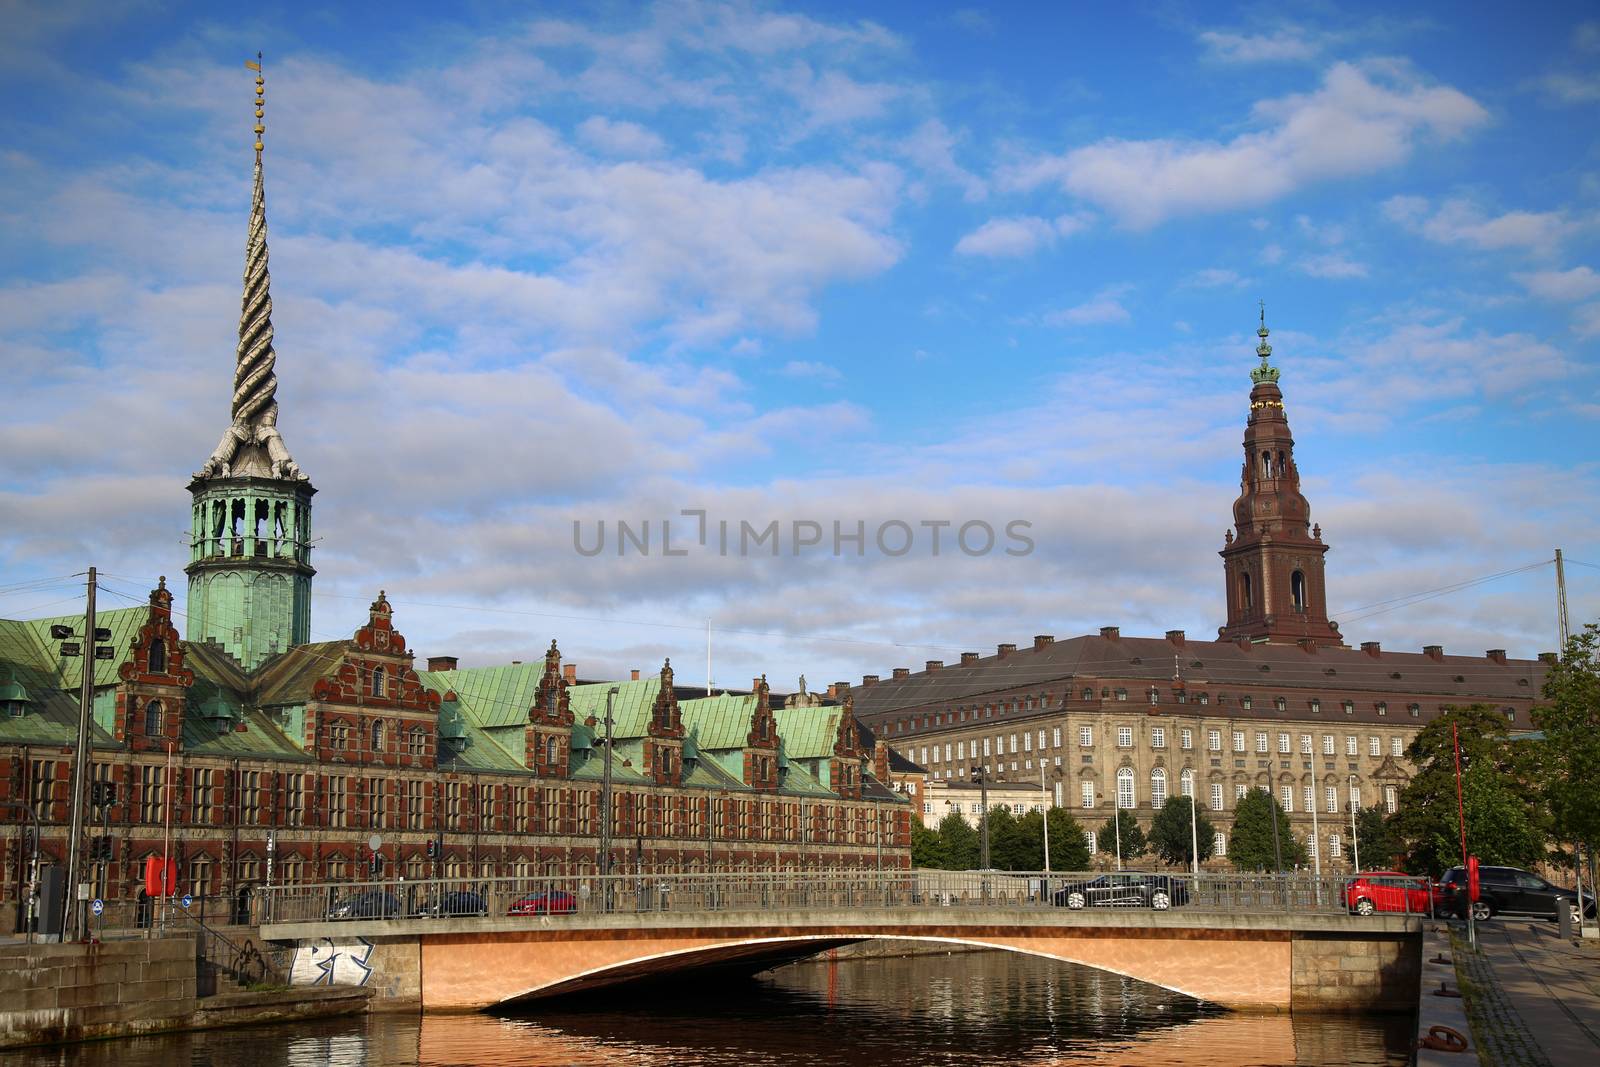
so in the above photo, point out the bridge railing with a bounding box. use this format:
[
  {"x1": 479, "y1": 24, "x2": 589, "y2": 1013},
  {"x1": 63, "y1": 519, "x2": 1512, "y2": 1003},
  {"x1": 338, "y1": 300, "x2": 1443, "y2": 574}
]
[{"x1": 256, "y1": 869, "x2": 1435, "y2": 926}]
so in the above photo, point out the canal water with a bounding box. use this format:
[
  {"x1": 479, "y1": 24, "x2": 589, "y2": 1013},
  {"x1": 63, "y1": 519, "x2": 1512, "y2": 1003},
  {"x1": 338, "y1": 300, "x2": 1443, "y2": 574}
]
[{"x1": 0, "y1": 947, "x2": 1414, "y2": 1066}]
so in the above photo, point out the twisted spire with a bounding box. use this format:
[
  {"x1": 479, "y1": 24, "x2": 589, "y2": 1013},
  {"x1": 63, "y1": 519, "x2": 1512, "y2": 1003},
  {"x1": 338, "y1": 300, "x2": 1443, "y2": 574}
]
[{"x1": 196, "y1": 55, "x2": 305, "y2": 482}]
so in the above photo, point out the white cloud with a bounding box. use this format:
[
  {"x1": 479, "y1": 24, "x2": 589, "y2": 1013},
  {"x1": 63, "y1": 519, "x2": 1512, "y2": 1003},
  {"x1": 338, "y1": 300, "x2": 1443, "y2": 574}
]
[
  {"x1": 576, "y1": 116, "x2": 667, "y2": 157},
  {"x1": 1538, "y1": 73, "x2": 1600, "y2": 103},
  {"x1": 1006, "y1": 63, "x2": 1487, "y2": 228},
  {"x1": 779, "y1": 359, "x2": 842, "y2": 382},
  {"x1": 1045, "y1": 286, "x2": 1132, "y2": 326},
  {"x1": 1297, "y1": 253, "x2": 1368, "y2": 279},
  {"x1": 1575, "y1": 303, "x2": 1600, "y2": 337},
  {"x1": 899, "y1": 118, "x2": 987, "y2": 201},
  {"x1": 953, "y1": 213, "x2": 1090, "y2": 258},
  {"x1": 1197, "y1": 29, "x2": 1321, "y2": 64},
  {"x1": 1515, "y1": 266, "x2": 1600, "y2": 301},
  {"x1": 954, "y1": 216, "x2": 1054, "y2": 257},
  {"x1": 1187, "y1": 268, "x2": 1247, "y2": 288},
  {"x1": 1382, "y1": 195, "x2": 1577, "y2": 255}
]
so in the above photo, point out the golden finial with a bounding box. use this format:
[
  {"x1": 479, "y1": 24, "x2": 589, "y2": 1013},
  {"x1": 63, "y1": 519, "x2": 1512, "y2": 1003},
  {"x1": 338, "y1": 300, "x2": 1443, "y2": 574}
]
[{"x1": 245, "y1": 52, "x2": 264, "y2": 157}]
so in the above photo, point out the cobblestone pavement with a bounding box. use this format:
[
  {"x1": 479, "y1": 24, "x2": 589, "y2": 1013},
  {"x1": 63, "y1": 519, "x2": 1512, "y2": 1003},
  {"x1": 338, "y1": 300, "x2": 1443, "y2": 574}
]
[{"x1": 1453, "y1": 919, "x2": 1600, "y2": 1067}]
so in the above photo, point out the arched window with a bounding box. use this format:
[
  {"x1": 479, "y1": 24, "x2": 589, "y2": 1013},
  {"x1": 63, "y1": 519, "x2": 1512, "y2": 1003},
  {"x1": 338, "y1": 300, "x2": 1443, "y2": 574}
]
[
  {"x1": 546, "y1": 736, "x2": 560, "y2": 769},
  {"x1": 1239, "y1": 572, "x2": 1252, "y2": 610},
  {"x1": 1260, "y1": 450, "x2": 1272, "y2": 478},
  {"x1": 148, "y1": 638, "x2": 165, "y2": 674},
  {"x1": 371, "y1": 666, "x2": 387, "y2": 698},
  {"x1": 371, "y1": 720, "x2": 385, "y2": 753},
  {"x1": 1116, "y1": 766, "x2": 1135, "y2": 809},
  {"x1": 1179, "y1": 768, "x2": 1194, "y2": 798},
  {"x1": 144, "y1": 699, "x2": 163, "y2": 737},
  {"x1": 1150, "y1": 767, "x2": 1167, "y2": 808},
  {"x1": 1291, "y1": 571, "x2": 1307, "y2": 612}
]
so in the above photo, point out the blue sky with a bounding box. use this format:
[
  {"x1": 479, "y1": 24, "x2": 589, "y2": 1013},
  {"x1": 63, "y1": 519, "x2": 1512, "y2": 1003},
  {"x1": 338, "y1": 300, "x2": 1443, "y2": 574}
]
[{"x1": 2, "y1": 1, "x2": 1599, "y2": 688}]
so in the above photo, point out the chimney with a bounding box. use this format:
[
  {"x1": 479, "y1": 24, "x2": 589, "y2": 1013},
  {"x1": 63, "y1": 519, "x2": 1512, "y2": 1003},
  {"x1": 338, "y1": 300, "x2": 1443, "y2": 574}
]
[
  {"x1": 631, "y1": 669, "x2": 641, "y2": 681},
  {"x1": 427, "y1": 655, "x2": 458, "y2": 672},
  {"x1": 563, "y1": 663, "x2": 577, "y2": 683},
  {"x1": 1360, "y1": 641, "x2": 1381, "y2": 658},
  {"x1": 873, "y1": 739, "x2": 890, "y2": 784},
  {"x1": 892, "y1": 667, "x2": 910, "y2": 679},
  {"x1": 997, "y1": 643, "x2": 1017, "y2": 659},
  {"x1": 1423, "y1": 645, "x2": 1444, "y2": 661},
  {"x1": 1033, "y1": 634, "x2": 1054, "y2": 650},
  {"x1": 1099, "y1": 626, "x2": 1120, "y2": 640},
  {"x1": 1485, "y1": 649, "x2": 1508, "y2": 665},
  {"x1": 826, "y1": 683, "x2": 837, "y2": 698},
  {"x1": 1538, "y1": 651, "x2": 1559, "y2": 665},
  {"x1": 960, "y1": 651, "x2": 979, "y2": 666},
  {"x1": 833, "y1": 681, "x2": 850, "y2": 696},
  {"x1": 925, "y1": 660, "x2": 943, "y2": 672},
  {"x1": 1165, "y1": 630, "x2": 1185, "y2": 646},
  {"x1": 862, "y1": 674, "x2": 879, "y2": 687},
  {"x1": 1297, "y1": 638, "x2": 1318, "y2": 654}
]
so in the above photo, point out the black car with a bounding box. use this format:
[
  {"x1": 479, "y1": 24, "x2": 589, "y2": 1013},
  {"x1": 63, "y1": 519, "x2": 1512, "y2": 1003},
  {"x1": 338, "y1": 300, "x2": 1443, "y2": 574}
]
[
  {"x1": 1439, "y1": 865, "x2": 1596, "y2": 923},
  {"x1": 411, "y1": 890, "x2": 488, "y2": 918},
  {"x1": 1052, "y1": 873, "x2": 1190, "y2": 910},
  {"x1": 327, "y1": 890, "x2": 400, "y2": 920}
]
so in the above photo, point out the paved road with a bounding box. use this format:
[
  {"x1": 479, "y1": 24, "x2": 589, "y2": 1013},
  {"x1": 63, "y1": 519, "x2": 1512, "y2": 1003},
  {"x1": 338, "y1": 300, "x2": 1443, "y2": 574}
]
[{"x1": 1457, "y1": 919, "x2": 1600, "y2": 1067}]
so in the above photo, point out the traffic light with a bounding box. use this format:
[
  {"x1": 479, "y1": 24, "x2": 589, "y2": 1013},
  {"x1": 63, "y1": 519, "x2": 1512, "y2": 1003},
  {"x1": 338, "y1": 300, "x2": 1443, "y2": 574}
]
[
  {"x1": 426, "y1": 838, "x2": 438, "y2": 859},
  {"x1": 90, "y1": 781, "x2": 117, "y2": 809},
  {"x1": 369, "y1": 851, "x2": 384, "y2": 874},
  {"x1": 91, "y1": 835, "x2": 114, "y2": 861}
]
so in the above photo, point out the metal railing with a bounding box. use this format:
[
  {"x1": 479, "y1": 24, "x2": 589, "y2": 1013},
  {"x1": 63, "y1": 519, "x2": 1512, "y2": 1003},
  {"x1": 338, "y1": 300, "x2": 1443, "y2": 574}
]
[
  {"x1": 256, "y1": 869, "x2": 1436, "y2": 926},
  {"x1": 168, "y1": 907, "x2": 288, "y2": 996}
]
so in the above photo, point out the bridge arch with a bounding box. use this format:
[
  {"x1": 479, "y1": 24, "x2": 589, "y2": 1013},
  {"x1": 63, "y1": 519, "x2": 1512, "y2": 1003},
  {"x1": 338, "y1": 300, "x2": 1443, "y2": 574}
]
[{"x1": 421, "y1": 927, "x2": 1292, "y2": 1012}]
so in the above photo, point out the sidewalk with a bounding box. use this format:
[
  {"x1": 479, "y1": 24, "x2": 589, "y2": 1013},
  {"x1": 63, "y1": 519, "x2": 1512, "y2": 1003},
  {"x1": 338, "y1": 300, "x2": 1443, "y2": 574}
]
[{"x1": 1455, "y1": 918, "x2": 1600, "y2": 1067}]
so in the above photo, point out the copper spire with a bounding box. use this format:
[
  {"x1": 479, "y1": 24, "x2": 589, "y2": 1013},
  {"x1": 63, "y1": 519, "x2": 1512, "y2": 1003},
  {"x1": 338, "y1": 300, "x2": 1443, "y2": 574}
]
[{"x1": 195, "y1": 55, "x2": 305, "y2": 481}]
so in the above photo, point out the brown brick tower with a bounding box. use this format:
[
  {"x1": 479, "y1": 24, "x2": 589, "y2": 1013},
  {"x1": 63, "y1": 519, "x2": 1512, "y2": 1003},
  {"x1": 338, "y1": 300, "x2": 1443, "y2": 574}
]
[{"x1": 1219, "y1": 308, "x2": 1344, "y2": 648}]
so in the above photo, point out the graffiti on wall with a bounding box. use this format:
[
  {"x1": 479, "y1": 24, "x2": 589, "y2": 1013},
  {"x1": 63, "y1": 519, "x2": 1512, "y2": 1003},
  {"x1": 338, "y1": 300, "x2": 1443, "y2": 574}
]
[{"x1": 289, "y1": 936, "x2": 375, "y2": 986}]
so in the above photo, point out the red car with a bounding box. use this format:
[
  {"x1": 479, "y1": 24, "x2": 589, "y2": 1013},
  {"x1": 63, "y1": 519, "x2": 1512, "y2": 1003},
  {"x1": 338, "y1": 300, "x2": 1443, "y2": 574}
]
[
  {"x1": 507, "y1": 890, "x2": 577, "y2": 916},
  {"x1": 1344, "y1": 871, "x2": 1435, "y2": 915}
]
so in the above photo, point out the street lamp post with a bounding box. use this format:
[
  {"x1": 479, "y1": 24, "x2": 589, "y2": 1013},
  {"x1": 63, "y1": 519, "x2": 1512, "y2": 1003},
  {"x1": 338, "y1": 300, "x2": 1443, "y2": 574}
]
[
  {"x1": 1187, "y1": 779, "x2": 1200, "y2": 877},
  {"x1": 1310, "y1": 776, "x2": 1322, "y2": 899},
  {"x1": 1269, "y1": 786, "x2": 1283, "y2": 873},
  {"x1": 973, "y1": 768, "x2": 990, "y2": 870},
  {"x1": 1348, "y1": 775, "x2": 1361, "y2": 873},
  {"x1": 599, "y1": 687, "x2": 616, "y2": 886}
]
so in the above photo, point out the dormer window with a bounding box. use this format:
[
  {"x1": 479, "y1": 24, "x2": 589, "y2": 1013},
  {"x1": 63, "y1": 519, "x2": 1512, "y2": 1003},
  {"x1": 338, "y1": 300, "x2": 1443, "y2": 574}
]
[
  {"x1": 149, "y1": 637, "x2": 166, "y2": 674},
  {"x1": 144, "y1": 699, "x2": 163, "y2": 737},
  {"x1": 371, "y1": 666, "x2": 387, "y2": 698}
]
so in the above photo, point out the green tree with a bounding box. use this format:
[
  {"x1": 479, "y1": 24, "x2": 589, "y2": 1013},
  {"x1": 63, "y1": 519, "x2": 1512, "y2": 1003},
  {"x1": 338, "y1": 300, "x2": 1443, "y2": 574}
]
[
  {"x1": 911, "y1": 819, "x2": 942, "y2": 869},
  {"x1": 1148, "y1": 796, "x2": 1217, "y2": 868},
  {"x1": 935, "y1": 812, "x2": 979, "y2": 870},
  {"x1": 1013, "y1": 809, "x2": 1046, "y2": 871},
  {"x1": 1389, "y1": 704, "x2": 1549, "y2": 874},
  {"x1": 1045, "y1": 807, "x2": 1092, "y2": 871},
  {"x1": 1533, "y1": 624, "x2": 1600, "y2": 870},
  {"x1": 1097, "y1": 813, "x2": 1147, "y2": 862},
  {"x1": 1354, "y1": 807, "x2": 1399, "y2": 869},
  {"x1": 1229, "y1": 788, "x2": 1307, "y2": 871},
  {"x1": 986, "y1": 807, "x2": 1026, "y2": 870}
]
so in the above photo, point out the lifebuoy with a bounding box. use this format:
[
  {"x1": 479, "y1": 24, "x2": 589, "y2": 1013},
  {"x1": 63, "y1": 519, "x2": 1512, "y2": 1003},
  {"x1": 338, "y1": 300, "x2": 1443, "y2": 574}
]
[{"x1": 1417, "y1": 1025, "x2": 1469, "y2": 1053}]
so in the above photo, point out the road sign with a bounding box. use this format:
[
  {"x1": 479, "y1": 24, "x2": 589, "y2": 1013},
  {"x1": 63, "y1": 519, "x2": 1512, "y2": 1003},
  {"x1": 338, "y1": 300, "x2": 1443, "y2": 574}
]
[
  {"x1": 91, "y1": 899, "x2": 103, "y2": 916},
  {"x1": 368, "y1": 834, "x2": 382, "y2": 853},
  {"x1": 181, "y1": 894, "x2": 193, "y2": 909}
]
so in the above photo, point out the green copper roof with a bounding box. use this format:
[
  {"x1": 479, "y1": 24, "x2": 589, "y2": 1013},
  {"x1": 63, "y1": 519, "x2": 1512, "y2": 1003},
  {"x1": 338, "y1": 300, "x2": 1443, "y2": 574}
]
[
  {"x1": 777, "y1": 758, "x2": 836, "y2": 798},
  {"x1": 418, "y1": 662, "x2": 544, "y2": 729},
  {"x1": 681, "y1": 748, "x2": 752, "y2": 792},
  {"x1": 181, "y1": 705, "x2": 308, "y2": 759},
  {"x1": 773, "y1": 705, "x2": 845, "y2": 759},
  {"x1": 0, "y1": 607, "x2": 146, "y2": 691},
  {"x1": 568, "y1": 678, "x2": 661, "y2": 738},
  {"x1": 680, "y1": 693, "x2": 756, "y2": 751}
]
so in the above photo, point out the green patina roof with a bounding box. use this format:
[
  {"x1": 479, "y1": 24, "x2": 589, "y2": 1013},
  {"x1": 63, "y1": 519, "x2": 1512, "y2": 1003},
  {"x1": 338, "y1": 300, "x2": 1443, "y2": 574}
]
[
  {"x1": 567, "y1": 678, "x2": 661, "y2": 738},
  {"x1": 0, "y1": 608, "x2": 146, "y2": 691},
  {"x1": 679, "y1": 693, "x2": 756, "y2": 751},
  {"x1": 181, "y1": 705, "x2": 309, "y2": 759},
  {"x1": 778, "y1": 757, "x2": 837, "y2": 798},
  {"x1": 0, "y1": 617, "x2": 122, "y2": 748},
  {"x1": 773, "y1": 705, "x2": 845, "y2": 759},
  {"x1": 438, "y1": 722, "x2": 528, "y2": 773},
  {"x1": 417, "y1": 662, "x2": 546, "y2": 729},
  {"x1": 681, "y1": 747, "x2": 753, "y2": 792}
]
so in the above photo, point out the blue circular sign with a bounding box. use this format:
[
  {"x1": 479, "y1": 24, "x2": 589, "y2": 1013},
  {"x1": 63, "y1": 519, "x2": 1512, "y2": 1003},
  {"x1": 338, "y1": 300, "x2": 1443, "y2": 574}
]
[
  {"x1": 91, "y1": 899, "x2": 103, "y2": 916},
  {"x1": 181, "y1": 894, "x2": 193, "y2": 909}
]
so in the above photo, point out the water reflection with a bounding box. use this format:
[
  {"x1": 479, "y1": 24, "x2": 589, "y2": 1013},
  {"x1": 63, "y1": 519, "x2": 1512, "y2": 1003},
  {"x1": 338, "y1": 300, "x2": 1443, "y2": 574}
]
[{"x1": 0, "y1": 947, "x2": 1413, "y2": 1067}]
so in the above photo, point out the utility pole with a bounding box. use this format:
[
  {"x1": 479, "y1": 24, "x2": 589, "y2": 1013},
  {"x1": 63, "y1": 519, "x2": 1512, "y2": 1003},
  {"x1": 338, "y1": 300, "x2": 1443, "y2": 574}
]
[
  {"x1": 1269, "y1": 787, "x2": 1283, "y2": 874},
  {"x1": 1188, "y1": 788, "x2": 1200, "y2": 877},
  {"x1": 1556, "y1": 548, "x2": 1571, "y2": 649},
  {"x1": 1349, "y1": 776, "x2": 1361, "y2": 873},
  {"x1": 1040, "y1": 763, "x2": 1051, "y2": 874},
  {"x1": 63, "y1": 567, "x2": 98, "y2": 941},
  {"x1": 974, "y1": 768, "x2": 990, "y2": 870},
  {"x1": 600, "y1": 687, "x2": 616, "y2": 881}
]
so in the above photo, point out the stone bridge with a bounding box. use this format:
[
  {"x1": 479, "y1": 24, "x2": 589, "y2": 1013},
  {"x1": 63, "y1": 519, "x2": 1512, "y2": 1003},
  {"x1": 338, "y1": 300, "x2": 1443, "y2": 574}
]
[{"x1": 260, "y1": 907, "x2": 1422, "y2": 1013}]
